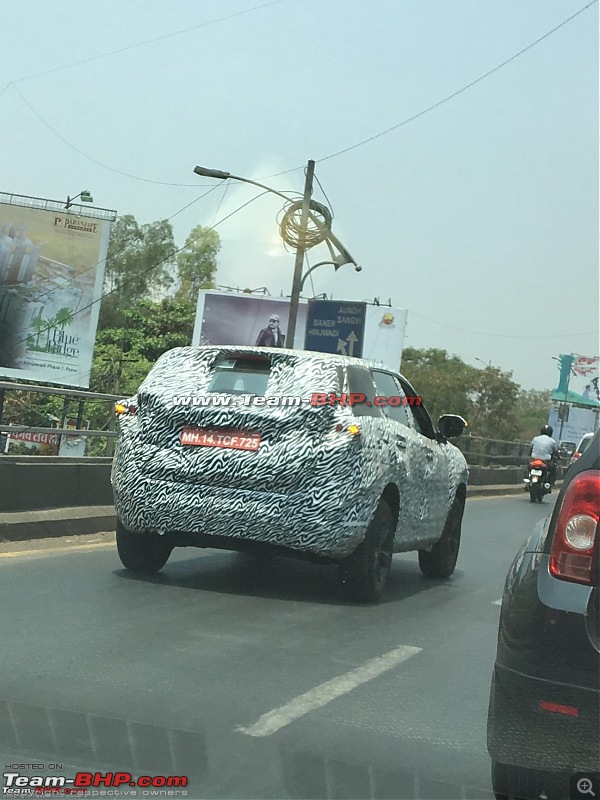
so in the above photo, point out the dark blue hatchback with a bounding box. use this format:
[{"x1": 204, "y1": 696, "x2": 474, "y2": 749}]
[{"x1": 487, "y1": 430, "x2": 599, "y2": 799}]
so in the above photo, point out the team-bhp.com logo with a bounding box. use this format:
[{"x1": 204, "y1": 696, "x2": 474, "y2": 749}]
[
  {"x1": 2, "y1": 771, "x2": 188, "y2": 796},
  {"x1": 169, "y1": 393, "x2": 422, "y2": 409},
  {"x1": 310, "y1": 393, "x2": 421, "y2": 407}
]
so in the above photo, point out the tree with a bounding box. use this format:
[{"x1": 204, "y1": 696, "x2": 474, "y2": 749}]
[
  {"x1": 95, "y1": 299, "x2": 196, "y2": 365},
  {"x1": 175, "y1": 225, "x2": 220, "y2": 304},
  {"x1": 400, "y1": 347, "x2": 520, "y2": 439},
  {"x1": 515, "y1": 389, "x2": 552, "y2": 441},
  {"x1": 99, "y1": 215, "x2": 176, "y2": 329},
  {"x1": 401, "y1": 347, "x2": 475, "y2": 424},
  {"x1": 468, "y1": 367, "x2": 520, "y2": 440}
]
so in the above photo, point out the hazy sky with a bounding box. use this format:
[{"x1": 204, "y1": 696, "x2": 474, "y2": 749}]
[{"x1": 1, "y1": 0, "x2": 598, "y2": 389}]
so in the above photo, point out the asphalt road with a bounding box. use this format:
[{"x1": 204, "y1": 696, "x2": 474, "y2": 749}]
[{"x1": 0, "y1": 495, "x2": 555, "y2": 800}]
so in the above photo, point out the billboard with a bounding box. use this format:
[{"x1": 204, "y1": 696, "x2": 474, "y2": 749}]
[
  {"x1": 0, "y1": 194, "x2": 115, "y2": 388},
  {"x1": 192, "y1": 290, "x2": 309, "y2": 350},
  {"x1": 547, "y1": 404, "x2": 599, "y2": 445},
  {"x1": 362, "y1": 305, "x2": 408, "y2": 371},
  {"x1": 192, "y1": 290, "x2": 407, "y2": 371},
  {"x1": 552, "y1": 354, "x2": 600, "y2": 408}
]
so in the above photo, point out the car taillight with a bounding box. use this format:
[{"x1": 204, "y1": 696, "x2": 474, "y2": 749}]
[
  {"x1": 334, "y1": 422, "x2": 361, "y2": 437},
  {"x1": 114, "y1": 402, "x2": 137, "y2": 416},
  {"x1": 549, "y1": 470, "x2": 600, "y2": 586}
]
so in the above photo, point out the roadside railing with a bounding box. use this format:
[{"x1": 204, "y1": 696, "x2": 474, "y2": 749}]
[
  {"x1": 454, "y1": 435, "x2": 532, "y2": 467},
  {"x1": 0, "y1": 381, "x2": 122, "y2": 457}
]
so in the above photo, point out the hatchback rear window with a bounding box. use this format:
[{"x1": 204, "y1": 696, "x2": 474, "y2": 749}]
[
  {"x1": 207, "y1": 356, "x2": 270, "y2": 396},
  {"x1": 579, "y1": 435, "x2": 593, "y2": 454}
]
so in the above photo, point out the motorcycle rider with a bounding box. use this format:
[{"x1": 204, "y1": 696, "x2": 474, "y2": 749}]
[{"x1": 529, "y1": 425, "x2": 558, "y2": 486}]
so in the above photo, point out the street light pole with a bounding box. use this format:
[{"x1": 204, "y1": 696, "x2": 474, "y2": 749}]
[
  {"x1": 288, "y1": 160, "x2": 314, "y2": 348},
  {"x1": 193, "y1": 161, "x2": 360, "y2": 349}
]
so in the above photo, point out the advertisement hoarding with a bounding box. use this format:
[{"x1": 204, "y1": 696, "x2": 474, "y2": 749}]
[
  {"x1": 551, "y1": 354, "x2": 600, "y2": 408},
  {"x1": 362, "y1": 305, "x2": 408, "y2": 371},
  {"x1": 547, "y1": 404, "x2": 599, "y2": 446},
  {"x1": 192, "y1": 291, "x2": 308, "y2": 350},
  {"x1": 57, "y1": 417, "x2": 91, "y2": 458},
  {"x1": 0, "y1": 194, "x2": 115, "y2": 388},
  {"x1": 192, "y1": 290, "x2": 407, "y2": 371}
]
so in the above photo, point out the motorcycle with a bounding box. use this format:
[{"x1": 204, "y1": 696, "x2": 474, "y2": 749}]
[{"x1": 524, "y1": 458, "x2": 552, "y2": 503}]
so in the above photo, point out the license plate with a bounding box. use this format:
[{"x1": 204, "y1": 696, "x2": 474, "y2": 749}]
[
  {"x1": 531, "y1": 469, "x2": 543, "y2": 476},
  {"x1": 180, "y1": 428, "x2": 261, "y2": 451}
]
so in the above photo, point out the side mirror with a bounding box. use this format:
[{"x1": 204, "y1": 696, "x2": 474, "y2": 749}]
[{"x1": 438, "y1": 414, "x2": 467, "y2": 439}]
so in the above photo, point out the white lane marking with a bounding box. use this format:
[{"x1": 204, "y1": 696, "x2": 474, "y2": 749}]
[
  {"x1": 0, "y1": 542, "x2": 115, "y2": 560},
  {"x1": 237, "y1": 645, "x2": 422, "y2": 738},
  {"x1": 492, "y1": 599, "x2": 502, "y2": 605}
]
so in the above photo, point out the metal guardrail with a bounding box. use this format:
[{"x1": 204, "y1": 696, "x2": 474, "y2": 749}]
[
  {"x1": 0, "y1": 424, "x2": 118, "y2": 438},
  {"x1": 0, "y1": 191, "x2": 117, "y2": 221},
  {"x1": 454, "y1": 434, "x2": 532, "y2": 467},
  {"x1": 0, "y1": 381, "x2": 122, "y2": 402},
  {"x1": 0, "y1": 381, "x2": 123, "y2": 456}
]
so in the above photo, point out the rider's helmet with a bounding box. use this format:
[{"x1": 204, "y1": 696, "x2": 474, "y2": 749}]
[{"x1": 541, "y1": 425, "x2": 553, "y2": 436}]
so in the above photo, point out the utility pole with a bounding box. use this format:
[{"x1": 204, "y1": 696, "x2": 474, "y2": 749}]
[
  {"x1": 558, "y1": 359, "x2": 573, "y2": 442},
  {"x1": 287, "y1": 159, "x2": 314, "y2": 349}
]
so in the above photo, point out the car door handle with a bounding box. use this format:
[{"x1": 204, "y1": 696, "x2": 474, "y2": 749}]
[
  {"x1": 426, "y1": 451, "x2": 434, "y2": 460},
  {"x1": 396, "y1": 434, "x2": 407, "y2": 449}
]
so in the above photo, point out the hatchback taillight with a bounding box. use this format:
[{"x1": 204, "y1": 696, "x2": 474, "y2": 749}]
[
  {"x1": 114, "y1": 401, "x2": 137, "y2": 416},
  {"x1": 549, "y1": 470, "x2": 600, "y2": 585}
]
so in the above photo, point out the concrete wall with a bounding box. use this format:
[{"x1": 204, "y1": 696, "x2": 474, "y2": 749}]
[
  {"x1": 1, "y1": 456, "x2": 563, "y2": 513},
  {"x1": 0, "y1": 456, "x2": 114, "y2": 512}
]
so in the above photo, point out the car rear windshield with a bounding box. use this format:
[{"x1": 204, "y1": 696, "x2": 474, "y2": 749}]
[
  {"x1": 207, "y1": 355, "x2": 271, "y2": 396},
  {"x1": 579, "y1": 435, "x2": 593, "y2": 454}
]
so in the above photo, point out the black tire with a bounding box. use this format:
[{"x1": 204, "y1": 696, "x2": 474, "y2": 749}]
[
  {"x1": 418, "y1": 492, "x2": 464, "y2": 579},
  {"x1": 116, "y1": 519, "x2": 172, "y2": 574},
  {"x1": 337, "y1": 498, "x2": 395, "y2": 603},
  {"x1": 529, "y1": 483, "x2": 543, "y2": 503},
  {"x1": 491, "y1": 760, "x2": 529, "y2": 800}
]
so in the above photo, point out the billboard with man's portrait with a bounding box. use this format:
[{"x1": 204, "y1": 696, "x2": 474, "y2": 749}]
[
  {"x1": 192, "y1": 290, "x2": 309, "y2": 350},
  {"x1": 0, "y1": 193, "x2": 115, "y2": 388},
  {"x1": 192, "y1": 290, "x2": 408, "y2": 371}
]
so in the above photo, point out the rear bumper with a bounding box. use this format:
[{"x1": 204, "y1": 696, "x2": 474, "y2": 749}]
[
  {"x1": 112, "y1": 470, "x2": 370, "y2": 560},
  {"x1": 487, "y1": 663, "x2": 600, "y2": 781}
]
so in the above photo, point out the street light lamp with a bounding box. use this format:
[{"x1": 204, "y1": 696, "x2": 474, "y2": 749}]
[
  {"x1": 193, "y1": 161, "x2": 361, "y2": 346},
  {"x1": 66, "y1": 190, "x2": 93, "y2": 210},
  {"x1": 300, "y1": 257, "x2": 361, "y2": 292}
]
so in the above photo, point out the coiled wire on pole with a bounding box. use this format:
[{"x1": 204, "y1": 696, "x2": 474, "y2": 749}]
[{"x1": 278, "y1": 199, "x2": 332, "y2": 251}]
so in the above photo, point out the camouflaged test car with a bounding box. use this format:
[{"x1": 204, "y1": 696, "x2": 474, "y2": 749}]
[{"x1": 111, "y1": 346, "x2": 469, "y2": 602}]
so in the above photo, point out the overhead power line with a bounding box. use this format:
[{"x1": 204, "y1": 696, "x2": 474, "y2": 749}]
[
  {"x1": 266, "y1": 0, "x2": 598, "y2": 177},
  {"x1": 2, "y1": 0, "x2": 288, "y2": 187},
  {"x1": 408, "y1": 310, "x2": 596, "y2": 340},
  {"x1": 7, "y1": 0, "x2": 288, "y2": 85},
  {"x1": 11, "y1": 84, "x2": 208, "y2": 187}
]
